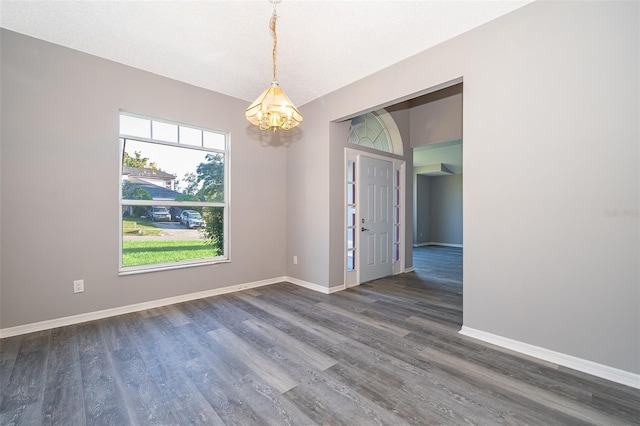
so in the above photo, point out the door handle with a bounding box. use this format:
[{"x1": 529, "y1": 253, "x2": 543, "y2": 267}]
[{"x1": 361, "y1": 227, "x2": 369, "y2": 232}]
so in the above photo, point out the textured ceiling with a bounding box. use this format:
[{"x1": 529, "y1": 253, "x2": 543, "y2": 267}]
[{"x1": 0, "y1": 0, "x2": 532, "y2": 106}]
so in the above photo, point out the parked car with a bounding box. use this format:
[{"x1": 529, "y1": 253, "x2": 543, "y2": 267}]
[
  {"x1": 149, "y1": 206, "x2": 171, "y2": 222},
  {"x1": 180, "y1": 210, "x2": 205, "y2": 228},
  {"x1": 169, "y1": 207, "x2": 183, "y2": 222}
]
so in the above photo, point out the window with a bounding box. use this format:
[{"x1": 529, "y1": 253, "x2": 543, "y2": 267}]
[
  {"x1": 346, "y1": 160, "x2": 356, "y2": 272},
  {"x1": 119, "y1": 112, "x2": 229, "y2": 273},
  {"x1": 393, "y1": 168, "x2": 401, "y2": 263},
  {"x1": 348, "y1": 111, "x2": 392, "y2": 153}
]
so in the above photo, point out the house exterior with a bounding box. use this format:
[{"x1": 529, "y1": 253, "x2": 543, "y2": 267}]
[
  {"x1": 122, "y1": 166, "x2": 182, "y2": 217},
  {"x1": 122, "y1": 166, "x2": 176, "y2": 191},
  {"x1": 1, "y1": 1, "x2": 638, "y2": 387}
]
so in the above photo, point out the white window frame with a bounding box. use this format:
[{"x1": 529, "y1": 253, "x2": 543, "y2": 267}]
[{"x1": 118, "y1": 112, "x2": 230, "y2": 275}]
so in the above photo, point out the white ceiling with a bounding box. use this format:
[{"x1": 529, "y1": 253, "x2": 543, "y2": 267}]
[{"x1": 0, "y1": 0, "x2": 532, "y2": 106}]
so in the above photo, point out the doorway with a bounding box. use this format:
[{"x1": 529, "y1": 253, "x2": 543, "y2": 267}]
[
  {"x1": 413, "y1": 139, "x2": 463, "y2": 248},
  {"x1": 345, "y1": 149, "x2": 405, "y2": 287}
]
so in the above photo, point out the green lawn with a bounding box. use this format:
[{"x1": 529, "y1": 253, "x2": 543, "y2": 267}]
[
  {"x1": 122, "y1": 239, "x2": 218, "y2": 267},
  {"x1": 122, "y1": 218, "x2": 163, "y2": 236}
]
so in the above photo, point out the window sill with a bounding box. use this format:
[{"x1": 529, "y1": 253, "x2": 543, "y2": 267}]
[{"x1": 119, "y1": 258, "x2": 230, "y2": 276}]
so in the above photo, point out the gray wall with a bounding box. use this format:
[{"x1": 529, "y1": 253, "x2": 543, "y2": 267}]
[
  {"x1": 289, "y1": 1, "x2": 639, "y2": 374},
  {"x1": 284, "y1": 99, "x2": 330, "y2": 286},
  {"x1": 414, "y1": 174, "x2": 431, "y2": 243},
  {"x1": 428, "y1": 174, "x2": 463, "y2": 245},
  {"x1": 410, "y1": 85, "x2": 463, "y2": 147},
  {"x1": 415, "y1": 174, "x2": 463, "y2": 246},
  {"x1": 0, "y1": 30, "x2": 288, "y2": 328}
]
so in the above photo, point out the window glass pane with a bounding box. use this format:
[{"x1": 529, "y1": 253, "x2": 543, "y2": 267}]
[
  {"x1": 395, "y1": 207, "x2": 400, "y2": 224},
  {"x1": 120, "y1": 115, "x2": 151, "y2": 138},
  {"x1": 121, "y1": 205, "x2": 224, "y2": 267},
  {"x1": 347, "y1": 228, "x2": 355, "y2": 249},
  {"x1": 152, "y1": 121, "x2": 178, "y2": 143},
  {"x1": 200, "y1": 206, "x2": 225, "y2": 255},
  {"x1": 374, "y1": 138, "x2": 390, "y2": 152},
  {"x1": 203, "y1": 131, "x2": 226, "y2": 151},
  {"x1": 198, "y1": 154, "x2": 225, "y2": 203},
  {"x1": 347, "y1": 160, "x2": 355, "y2": 182},
  {"x1": 368, "y1": 115, "x2": 383, "y2": 135},
  {"x1": 347, "y1": 205, "x2": 355, "y2": 227},
  {"x1": 395, "y1": 225, "x2": 400, "y2": 242},
  {"x1": 394, "y1": 243, "x2": 400, "y2": 262},
  {"x1": 347, "y1": 112, "x2": 392, "y2": 153},
  {"x1": 349, "y1": 128, "x2": 364, "y2": 145},
  {"x1": 179, "y1": 126, "x2": 202, "y2": 147},
  {"x1": 359, "y1": 138, "x2": 374, "y2": 148},
  {"x1": 354, "y1": 122, "x2": 366, "y2": 139},
  {"x1": 121, "y1": 205, "x2": 219, "y2": 267},
  {"x1": 121, "y1": 139, "x2": 222, "y2": 201},
  {"x1": 347, "y1": 250, "x2": 355, "y2": 271},
  {"x1": 347, "y1": 184, "x2": 355, "y2": 204}
]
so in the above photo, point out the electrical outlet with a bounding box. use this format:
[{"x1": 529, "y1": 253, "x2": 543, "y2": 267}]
[
  {"x1": 73, "y1": 279, "x2": 84, "y2": 293},
  {"x1": 293, "y1": 255, "x2": 298, "y2": 265}
]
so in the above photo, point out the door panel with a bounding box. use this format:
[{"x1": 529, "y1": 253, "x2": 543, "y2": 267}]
[
  {"x1": 359, "y1": 156, "x2": 393, "y2": 282},
  {"x1": 366, "y1": 234, "x2": 375, "y2": 266},
  {"x1": 379, "y1": 232, "x2": 389, "y2": 263}
]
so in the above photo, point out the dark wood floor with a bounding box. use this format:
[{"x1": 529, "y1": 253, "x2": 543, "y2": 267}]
[{"x1": 1, "y1": 246, "x2": 639, "y2": 425}]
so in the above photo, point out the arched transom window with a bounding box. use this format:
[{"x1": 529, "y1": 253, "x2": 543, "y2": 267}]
[
  {"x1": 348, "y1": 111, "x2": 391, "y2": 152},
  {"x1": 347, "y1": 109, "x2": 402, "y2": 154}
]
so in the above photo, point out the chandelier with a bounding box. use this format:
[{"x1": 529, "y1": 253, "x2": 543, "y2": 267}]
[{"x1": 245, "y1": 0, "x2": 303, "y2": 132}]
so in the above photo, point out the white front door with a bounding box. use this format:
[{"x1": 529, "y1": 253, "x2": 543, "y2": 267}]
[{"x1": 359, "y1": 156, "x2": 393, "y2": 282}]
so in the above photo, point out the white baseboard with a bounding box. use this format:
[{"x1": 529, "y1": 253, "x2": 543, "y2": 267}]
[
  {"x1": 327, "y1": 284, "x2": 347, "y2": 294},
  {"x1": 404, "y1": 267, "x2": 415, "y2": 273},
  {"x1": 0, "y1": 276, "x2": 348, "y2": 338},
  {"x1": 413, "y1": 242, "x2": 463, "y2": 248},
  {"x1": 459, "y1": 326, "x2": 640, "y2": 390},
  {"x1": 0, "y1": 277, "x2": 286, "y2": 339},
  {"x1": 285, "y1": 276, "x2": 345, "y2": 294}
]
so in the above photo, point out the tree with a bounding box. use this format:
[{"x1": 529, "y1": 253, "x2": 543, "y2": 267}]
[
  {"x1": 122, "y1": 181, "x2": 152, "y2": 217},
  {"x1": 186, "y1": 154, "x2": 225, "y2": 251},
  {"x1": 201, "y1": 207, "x2": 223, "y2": 255},
  {"x1": 195, "y1": 154, "x2": 225, "y2": 202},
  {"x1": 177, "y1": 172, "x2": 200, "y2": 196},
  {"x1": 175, "y1": 194, "x2": 199, "y2": 202},
  {"x1": 123, "y1": 151, "x2": 159, "y2": 170}
]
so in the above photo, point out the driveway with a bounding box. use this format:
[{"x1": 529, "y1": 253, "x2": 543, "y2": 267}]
[{"x1": 124, "y1": 221, "x2": 203, "y2": 240}]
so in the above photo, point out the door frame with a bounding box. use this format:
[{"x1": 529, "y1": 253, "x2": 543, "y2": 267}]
[{"x1": 345, "y1": 147, "x2": 406, "y2": 287}]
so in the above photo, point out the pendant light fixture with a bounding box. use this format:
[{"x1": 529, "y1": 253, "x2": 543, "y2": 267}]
[{"x1": 245, "y1": 0, "x2": 302, "y2": 132}]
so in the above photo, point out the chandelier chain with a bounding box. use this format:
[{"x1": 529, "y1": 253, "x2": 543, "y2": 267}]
[{"x1": 270, "y1": 11, "x2": 278, "y2": 82}]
